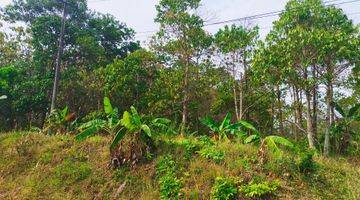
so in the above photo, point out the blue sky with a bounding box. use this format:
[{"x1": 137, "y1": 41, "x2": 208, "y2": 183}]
[{"x1": 1, "y1": 0, "x2": 360, "y2": 43}]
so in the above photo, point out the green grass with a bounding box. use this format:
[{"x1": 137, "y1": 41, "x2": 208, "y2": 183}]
[{"x1": 0, "y1": 132, "x2": 359, "y2": 199}]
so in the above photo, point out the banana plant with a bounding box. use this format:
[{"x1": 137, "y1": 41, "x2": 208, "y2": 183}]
[
  {"x1": 244, "y1": 124, "x2": 294, "y2": 161},
  {"x1": 76, "y1": 97, "x2": 153, "y2": 150},
  {"x1": 331, "y1": 102, "x2": 360, "y2": 153},
  {"x1": 43, "y1": 106, "x2": 76, "y2": 135},
  {"x1": 201, "y1": 113, "x2": 259, "y2": 140}
]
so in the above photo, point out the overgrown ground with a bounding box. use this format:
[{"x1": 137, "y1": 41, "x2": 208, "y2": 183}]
[{"x1": 0, "y1": 132, "x2": 359, "y2": 200}]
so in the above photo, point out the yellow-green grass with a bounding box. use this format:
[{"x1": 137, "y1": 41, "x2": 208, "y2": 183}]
[{"x1": 0, "y1": 132, "x2": 359, "y2": 199}]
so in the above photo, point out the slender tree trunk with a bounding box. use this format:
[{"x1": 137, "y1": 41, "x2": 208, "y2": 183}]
[
  {"x1": 305, "y1": 89, "x2": 315, "y2": 149},
  {"x1": 243, "y1": 54, "x2": 249, "y2": 121},
  {"x1": 324, "y1": 66, "x2": 334, "y2": 156},
  {"x1": 292, "y1": 86, "x2": 298, "y2": 139},
  {"x1": 276, "y1": 85, "x2": 284, "y2": 135},
  {"x1": 50, "y1": 2, "x2": 67, "y2": 112},
  {"x1": 181, "y1": 58, "x2": 190, "y2": 135},
  {"x1": 239, "y1": 72, "x2": 244, "y2": 120},
  {"x1": 232, "y1": 65, "x2": 240, "y2": 120},
  {"x1": 312, "y1": 65, "x2": 318, "y2": 137}
]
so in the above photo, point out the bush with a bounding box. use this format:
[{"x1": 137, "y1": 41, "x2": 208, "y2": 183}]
[
  {"x1": 240, "y1": 180, "x2": 280, "y2": 198},
  {"x1": 198, "y1": 146, "x2": 225, "y2": 164},
  {"x1": 181, "y1": 139, "x2": 202, "y2": 159},
  {"x1": 299, "y1": 150, "x2": 317, "y2": 176},
  {"x1": 156, "y1": 156, "x2": 182, "y2": 199},
  {"x1": 159, "y1": 173, "x2": 182, "y2": 200},
  {"x1": 211, "y1": 177, "x2": 238, "y2": 200}
]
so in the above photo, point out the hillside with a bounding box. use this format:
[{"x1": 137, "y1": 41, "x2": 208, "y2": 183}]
[{"x1": 0, "y1": 132, "x2": 359, "y2": 200}]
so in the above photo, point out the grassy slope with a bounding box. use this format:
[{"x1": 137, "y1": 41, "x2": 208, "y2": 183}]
[{"x1": 0, "y1": 132, "x2": 359, "y2": 200}]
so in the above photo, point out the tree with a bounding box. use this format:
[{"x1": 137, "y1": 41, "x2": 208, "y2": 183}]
[
  {"x1": 152, "y1": 0, "x2": 211, "y2": 133},
  {"x1": 3, "y1": 0, "x2": 139, "y2": 126},
  {"x1": 214, "y1": 25, "x2": 259, "y2": 121}
]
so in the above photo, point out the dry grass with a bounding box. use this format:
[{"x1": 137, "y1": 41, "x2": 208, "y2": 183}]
[{"x1": 0, "y1": 133, "x2": 359, "y2": 199}]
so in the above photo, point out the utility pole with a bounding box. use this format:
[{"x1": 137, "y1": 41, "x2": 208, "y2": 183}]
[{"x1": 50, "y1": 0, "x2": 67, "y2": 112}]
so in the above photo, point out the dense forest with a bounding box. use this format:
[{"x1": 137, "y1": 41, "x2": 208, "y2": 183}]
[{"x1": 0, "y1": 0, "x2": 359, "y2": 199}]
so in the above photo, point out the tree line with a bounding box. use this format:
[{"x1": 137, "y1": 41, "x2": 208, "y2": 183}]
[{"x1": 0, "y1": 0, "x2": 359, "y2": 156}]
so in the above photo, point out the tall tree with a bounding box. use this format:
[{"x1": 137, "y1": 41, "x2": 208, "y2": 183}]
[
  {"x1": 214, "y1": 25, "x2": 259, "y2": 121},
  {"x1": 152, "y1": 0, "x2": 211, "y2": 133}
]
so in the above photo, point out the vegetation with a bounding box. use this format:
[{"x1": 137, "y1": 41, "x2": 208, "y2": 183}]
[{"x1": 0, "y1": 0, "x2": 359, "y2": 199}]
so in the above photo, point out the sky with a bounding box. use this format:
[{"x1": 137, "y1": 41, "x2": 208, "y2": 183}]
[{"x1": 0, "y1": 0, "x2": 360, "y2": 44}]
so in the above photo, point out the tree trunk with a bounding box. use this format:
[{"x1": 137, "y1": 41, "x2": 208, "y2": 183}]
[
  {"x1": 181, "y1": 59, "x2": 190, "y2": 135},
  {"x1": 324, "y1": 68, "x2": 334, "y2": 156},
  {"x1": 276, "y1": 85, "x2": 284, "y2": 135},
  {"x1": 232, "y1": 65, "x2": 240, "y2": 121},
  {"x1": 312, "y1": 65, "x2": 318, "y2": 138},
  {"x1": 305, "y1": 89, "x2": 315, "y2": 149},
  {"x1": 239, "y1": 72, "x2": 244, "y2": 120}
]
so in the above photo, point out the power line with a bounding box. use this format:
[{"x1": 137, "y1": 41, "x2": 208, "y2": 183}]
[{"x1": 134, "y1": 0, "x2": 360, "y2": 37}]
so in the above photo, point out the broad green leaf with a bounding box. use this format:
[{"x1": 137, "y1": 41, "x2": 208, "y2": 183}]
[
  {"x1": 130, "y1": 106, "x2": 141, "y2": 126},
  {"x1": 104, "y1": 97, "x2": 113, "y2": 115},
  {"x1": 76, "y1": 126, "x2": 98, "y2": 141},
  {"x1": 141, "y1": 124, "x2": 152, "y2": 137},
  {"x1": 78, "y1": 119, "x2": 106, "y2": 130},
  {"x1": 219, "y1": 113, "x2": 231, "y2": 130},
  {"x1": 60, "y1": 106, "x2": 68, "y2": 119},
  {"x1": 265, "y1": 136, "x2": 294, "y2": 148},
  {"x1": 152, "y1": 118, "x2": 171, "y2": 125},
  {"x1": 121, "y1": 111, "x2": 134, "y2": 130},
  {"x1": 201, "y1": 116, "x2": 219, "y2": 132},
  {"x1": 110, "y1": 128, "x2": 127, "y2": 150},
  {"x1": 238, "y1": 120, "x2": 260, "y2": 134},
  {"x1": 244, "y1": 134, "x2": 260, "y2": 144}
]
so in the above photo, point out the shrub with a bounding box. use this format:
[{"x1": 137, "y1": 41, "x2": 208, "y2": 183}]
[
  {"x1": 299, "y1": 150, "x2": 317, "y2": 176},
  {"x1": 181, "y1": 139, "x2": 202, "y2": 159},
  {"x1": 211, "y1": 177, "x2": 238, "y2": 200},
  {"x1": 156, "y1": 156, "x2": 182, "y2": 199},
  {"x1": 198, "y1": 135, "x2": 215, "y2": 146},
  {"x1": 240, "y1": 180, "x2": 280, "y2": 198},
  {"x1": 198, "y1": 146, "x2": 225, "y2": 164},
  {"x1": 159, "y1": 173, "x2": 182, "y2": 200}
]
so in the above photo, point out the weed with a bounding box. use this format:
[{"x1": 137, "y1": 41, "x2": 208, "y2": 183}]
[
  {"x1": 211, "y1": 177, "x2": 238, "y2": 200},
  {"x1": 299, "y1": 150, "x2": 318, "y2": 176},
  {"x1": 198, "y1": 146, "x2": 225, "y2": 164},
  {"x1": 157, "y1": 155, "x2": 182, "y2": 199},
  {"x1": 240, "y1": 180, "x2": 280, "y2": 198}
]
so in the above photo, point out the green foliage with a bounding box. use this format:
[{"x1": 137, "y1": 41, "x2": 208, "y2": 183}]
[
  {"x1": 211, "y1": 177, "x2": 238, "y2": 200},
  {"x1": 240, "y1": 180, "x2": 280, "y2": 198},
  {"x1": 156, "y1": 156, "x2": 182, "y2": 200},
  {"x1": 201, "y1": 113, "x2": 253, "y2": 140},
  {"x1": 181, "y1": 139, "x2": 202, "y2": 159},
  {"x1": 198, "y1": 146, "x2": 225, "y2": 164},
  {"x1": 331, "y1": 101, "x2": 360, "y2": 153},
  {"x1": 299, "y1": 150, "x2": 318, "y2": 176},
  {"x1": 243, "y1": 121, "x2": 294, "y2": 157},
  {"x1": 43, "y1": 106, "x2": 76, "y2": 135}
]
